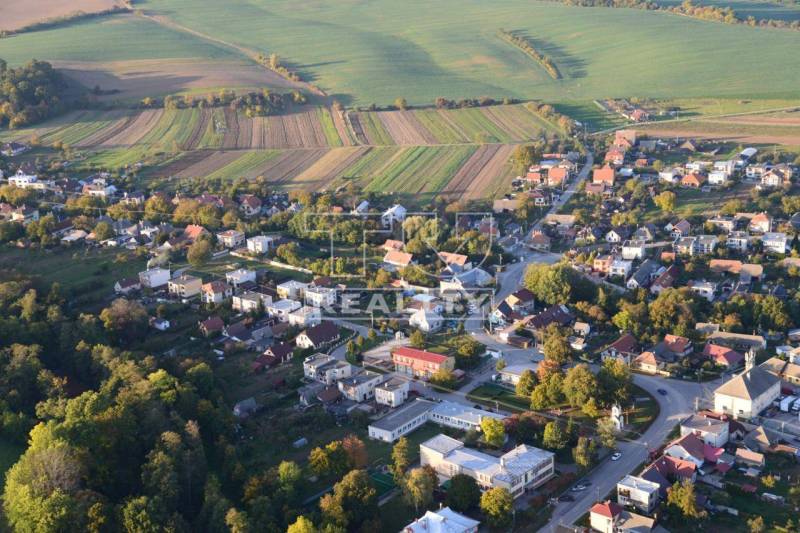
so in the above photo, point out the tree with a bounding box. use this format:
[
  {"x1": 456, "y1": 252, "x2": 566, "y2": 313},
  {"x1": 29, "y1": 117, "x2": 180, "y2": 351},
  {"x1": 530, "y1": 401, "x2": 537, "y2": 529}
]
[
  {"x1": 562, "y1": 364, "x2": 598, "y2": 408},
  {"x1": 287, "y1": 516, "x2": 317, "y2": 533},
  {"x1": 654, "y1": 191, "x2": 676, "y2": 212},
  {"x1": 402, "y1": 468, "x2": 434, "y2": 513},
  {"x1": 495, "y1": 358, "x2": 507, "y2": 371},
  {"x1": 542, "y1": 421, "x2": 568, "y2": 450},
  {"x1": 278, "y1": 460, "x2": 302, "y2": 489},
  {"x1": 93, "y1": 221, "x2": 115, "y2": 241},
  {"x1": 99, "y1": 298, "x2": 148, "y2": 341},
  {"x1": 747, "y1": 516, "x2": 765, "y2": 533},
  {"x1": 394, "y1": 97, "x2": 408, "y2": 110},
  {"x1": 319, "y1": 470, "x2": 378, "y2": 531},
  {"x1": 309, "y1": 447, "x2": 330, "y2": 477},
  {"x1": 430, "y1": 368, "x2": 456, "y2": 388},
  {"x1": 342, "y1": 434, "x2": 368, "y2": 469},
  {"x1": 390, "y1": 437, "x2": 410, "y2": 481},
  {"x1": 225, "y1": 508, "x2": 250, "y2": 533},
  {"x1": 523, "y1": 263, "x2": 573, "y2": 306},
  {"x1": 515, "y1": 369, "x2": 537, "y2": 397},
  {"x1": 480, "y1": 417, "x2": 505, "y2": 448},
  {"x1": 597, "y1": 358, "x2": 632, "y2": 405},
  {"x1": 542, "y1": 324, "x2": 572, "y2": 364},
  {"x1": 187, "y1": 239, "x2": 213, "y2": 267},
  {"x1": 409, "y1": 330, "x2": 426, "y2": 348},
  {"x1": 480, "y1": 487, "x2": 513, "y2": 529},
  {"x1": 572, "y1": 436, "x2": 594, "y2": 470},
  {"x1": 446, "y1": 474, "x2": 480, "y2": 513},
  {"x1": 666, "y1": 479, "x2": 706, "y2": 519},
  {"x1": 596, "y1": 417, "x2": 617, "y2": 449}
]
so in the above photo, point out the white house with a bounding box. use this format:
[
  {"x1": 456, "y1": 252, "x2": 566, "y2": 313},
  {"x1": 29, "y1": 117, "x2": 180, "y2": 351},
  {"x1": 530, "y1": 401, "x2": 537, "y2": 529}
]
[
  {"x1": 288, "y1": 305, "x2": 321, "y2": 327},
  {"x1": 381, "y1": 204, "x2": 407, "y2": 228},
  {"x1": 277, "y1": 280, "x2": 309, "y2": 299},
  {"x1": 617, "y1": 475, "x2": 660, "y2": 513},
  {"x1": 609, "y1": 259, "x2": 632, "y2": 279},
  {"x1": 266, "y1": 299, "x2": 302, "y2": 322},
  {"x1": 409, "y1": 308, "x2": 443, "y2": 333},
  {"x1": 303, "y1": 353, "x2": 353, "y2": 385},
  {"x1": 304, "y1": 286, "x2": 337, "y2": 308},
  {"x1": 403, "y1": 507, "x2": 479, "y2": 533},
  {"x1": 375, "y1": 377, "x2": 409, "y2": 408},
  {"x1": 688, "y1": 280, "x2": 717, "y2": 302},
  {"x1": 337, "y1": 371, "x2": 384, "y2": 402},
  {"x1": 621, "y1": 240, "x2": 646, "y2": 261},
  {"x1": 714, "y1": 353, "x2": 780, "y2": 419},
  {"x1": 680, "y1": 414, "x2": 729, "y2": 447},
  {"x1": 708, "y1": 170, "x2": 729, "y2": 185},
  {"x1": 7, "y1": 170, "x2": 38, "y2": 188},
  {"x1": 226, "y1": 269, "x2": 256, "y2": 288},
  {"x1": 420, "y1": 434, "x2": 554, "y2": 499},
  {"x1": 138, "y1": 267, "x2": 170, "y2": 289},
  {"x1": 499, "y1": 364, "x2": 538, "y2": 386},
  {"x1": 232, "y1": 291, "x2": 273, "y2": 313},
  {"x1": 217, "y1": 230, "x2": 245, "y2": 249},
  {"x1": 727, "y1": 231, "x2": 749, "y2": 252},
  {"x1": 246, "y1": 235, "x2": 274, "y2": 254},
  {"x1": 762, "y1": 232, "x2": 788, "y2": 254},
  {"x1": 658, "y1": 169, "x2": 681, "y2": 184}
]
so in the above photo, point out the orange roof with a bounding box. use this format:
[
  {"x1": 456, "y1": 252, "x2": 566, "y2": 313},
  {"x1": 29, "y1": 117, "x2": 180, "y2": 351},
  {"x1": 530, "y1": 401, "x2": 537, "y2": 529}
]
[
  {"x1": 548, "y1": 167, "x2": 568, "y2": 183},
  {"x1": 383, "y1": 239, "x2": 404, "y2": 251},
  {"x1": 184, "y1": 224, "x2": 207, "y2": 240},
  {"x1": 681, "y1": 172, "x2": 705, "y2": 185},
  {"x1": 593, "y1": 166, "x2": 615, "y2": 184},
  {"x1": 709, "y1": 259, "x2": 742, "y2": 274},
  {"x1": 439, "y1": 251, "x2": 468, "y2": 266},
  {"x1": 384, "y1": 250, "x2": 413, "y2": 266},
  {"x1": 590, "y1": 501, "x2": 622, "y2": 518},
  {"x1": 393, "y1": 346, "x2": 450, "y2": 364}
]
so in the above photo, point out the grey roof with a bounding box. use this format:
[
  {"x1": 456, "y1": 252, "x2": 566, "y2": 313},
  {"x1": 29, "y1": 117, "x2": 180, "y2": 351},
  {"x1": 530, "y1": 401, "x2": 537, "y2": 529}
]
[
  {"x1": 630, "y1": 259, "x2": 661, "y2": 286},
  {"x1": 680, "y1": 414, "x2": 727, "y2": 436},
  {"x1": 715, "y1": 366, "x2": 779, "y2": 401},
  {"x1": 369, "y1": 398, "x2": 436, "y2": 431}
]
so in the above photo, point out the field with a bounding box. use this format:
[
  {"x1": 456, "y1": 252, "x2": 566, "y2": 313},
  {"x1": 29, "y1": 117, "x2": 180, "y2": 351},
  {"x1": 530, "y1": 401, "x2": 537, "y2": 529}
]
[
  {"x1": 637, "y1": 108, "x2": 800, "y2": 145},
  {"x1": 0, "y1": 0, "x2": 123, "y2": 32}
]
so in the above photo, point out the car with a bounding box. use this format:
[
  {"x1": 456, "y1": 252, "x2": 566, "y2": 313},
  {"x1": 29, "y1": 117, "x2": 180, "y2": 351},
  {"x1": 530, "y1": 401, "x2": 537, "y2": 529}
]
[
  {"x1": 571, "y1": 484, "x2": 587, "y2": 492},
  {"x1": 657, "y1": 388, "x2": 668, "y2": 396},
  {"x1": 558, "y1": 494, "x2": 575, "y2": 502},
  {"x1": 611, "y1": 452, "x2": 622, "y2": 461}
]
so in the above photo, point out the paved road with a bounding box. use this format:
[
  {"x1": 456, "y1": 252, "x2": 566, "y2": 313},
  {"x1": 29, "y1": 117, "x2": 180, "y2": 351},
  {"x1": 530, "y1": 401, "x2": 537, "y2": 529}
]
[
  {"x1": 542, "y1": 375, "x2": 709, "y2": 531},
  {"x1": 532, "y1": 151, "x2": 594, "y2": 231}
]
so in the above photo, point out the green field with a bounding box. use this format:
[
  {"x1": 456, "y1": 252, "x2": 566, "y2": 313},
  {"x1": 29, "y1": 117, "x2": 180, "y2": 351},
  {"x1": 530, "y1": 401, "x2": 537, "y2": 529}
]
[{"x1": 86, "y1": 0, "x2": 800, "y2": 106}]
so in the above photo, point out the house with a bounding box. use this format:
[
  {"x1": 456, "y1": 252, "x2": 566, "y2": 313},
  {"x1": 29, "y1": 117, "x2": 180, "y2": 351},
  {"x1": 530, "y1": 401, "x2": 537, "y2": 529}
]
[
  {"x1": 604, "y1": 148, "x2": 626, "y2": 166},
  {"x1": 621, "y1": 240, "x2": 646, "y2": 261},
  {"x1": 527, "y1": 305, "x2": 574, "y2": 339},
  {"x1": 505, "y1": 288, "x2": 535, "y2": 313},
  {"x1": 609, "y1": 259, "x2": 632, "y2": 279},
  {"x1": 762, "y1": 232, "x2": 788, "y2": 254},
  {"x1": 499, "y1": 364, "x2": 539, "y2": 386},
  {"x1": 295, "y1": 321, "x2": 340, "y2": 350},
  {"x1": 239, "y1": 195, "x2": 262, "y2": 217},
  {"x1": 352, "y1": 199, "x2": 370, "y2": 214},
  {"x1": 276, "y1": 280, "x2": 308, "y2": 300},
  {"x1": 266, "y1": 299, "x2": 302, "y2": 321},
  {"x1": 392, "y1": 346, "x2": 455, "y2": 379},
  {"x1": 409, "y1": 308, "x2": 443, "y2": 333},
  {"x1": 688, "y1": 280, "x2": 716, "y2": 302},
  {"x1": 708, "y1": 170, "x2": 729, "y2": 185},
  {"x1": 1, "y1": 142, "x2": 29, "y2": 157},
  {"x1": 529, "y1": 232, "x2": 551, "y2": 252},
  {"x1": 114, "y1": 278, "x2": 141, "y2": 295},
  {"x1": 714, "y1": 352, "x2": 780, "y2": 419},
  {"x1": 138, "y1": 267, "x2": 170, "y2": 289},
  {"x1": 617, "y1": 475, "x2": 660, "y2": 514},
  {"x1": 726, "y1": 231, "x2": 750, "y2": 252},
  {"x1": 708, "y1": 215, "x2": 736, "y2": 233},
  {"x1": 233, "y1": 398, "x2": 258, "y2": 418},
  {"x1": 664, "y1": 432, "x2": 724, "y2": 469},
  {"x1": 530, "y1": 189, "x2": 551, "y2": 206},
  {"x1": 594, "y1": 255, "x2": 613, "y2": 274},
  {"x1": 680, "y1": 413, "x2": 730, "y2": 447},
  {"x1": 438, "y1": 251, "x2": 471, "y2": 273},
  {"x1": 382, "y1": 239, "x2": 404, "y2": 252},
  {"x1": 183, "y1": 224, "x2": 208, "y2": 242},
  {"x1": 707, "y1": 331, "x2": 766, "y2": 352},
  {"x1": 375, "y1": 377, "x2": 410, "y2": 408},
  {"x1": 601, "y1": 333, "x2": 639, "y2": 365},
  {"x1": 666, "y1": 219, "x2": 691, "y2": 239},
  {"x1": 659, "y1": 169, "x2": 681, "y2": 184},
  {"x1": 225, "y1": 269, "x2": 256, "y2": 288},
  {"x1": 703, "y1": 343, "x2": 744, "y2": 368},
  {"x1": 605, "y1": 227, "x2": 631, "y2": 244},
  {"x1": 403, "y1": 507, "x2": 479, "y2": 533},
  {"x1": 761, "y1": 168, "x2": 790, "y2": 188},
  {"x1": 167, "y1": 275, "x2": 203, "y2": 299},
  {"x1": 261, "y1": 342, "x2": 294, "y2": 367},
  {"x1": 627, "y1": 259, "x2": 663, "y2": 290},
  {"x1": 217, "y1": 229, "x2": 245, "y2": 248},
  {"x1": 681, "y1": 172, "x2": 706, "y2": 188},
  {"x1": 748, "y1": 212, "x2": 772, "y2": 234},
  {"x1": 199, "y1": 316, "x2": 225, "y2": 337},
  {"x1": 384, "y1": 250, "x2": 414, "y2": 270},
  {"x1": 659, "y1": 334, "x2": 693, "y2": 358},
  {"x1": 547, "y1": 166, "x2": 569, "y2": 187},
  {"x1": 676, "y1": 235, "x2": 717, "y2": 256},
  {"x1": 201, "y1": 281, "x2": 232, "y2": 304},
  {"x1": 246, "y1": 235, "x2": 274, "y2": 254},
  {"x1": 232, "y1": 290, "x2": 272, "y2": 313},
  {"x1": 590, "y1": 501, "x2": 654, "y2": 533},
  {"x1": 288, "y1": 305, "x2": 322, "y2": 327},
  {"x1": 593, "y1": 166, "x2": 616, "y2": 186},
  {"x1": 303, "y1": 353, "x2": 353, "y2": 385},
  {"x1": 304, "y1": 286, "x2": 336, "y2": 308},
  {"x1": 650, "y1": 265, "x2": 679, "y2": 295},
  {"x1": 633, "y1": 224, "x2": 657, "y2": 242},
  {"x1": 338, "y1": 371, "x2": 384, "y2": 402},
  {"x1": 633, "y1": 351, "x2": 663, "y2": 374},
  {"x1": 382, "y1": 204, "x2": 407, "y2": 228},
  {"x1": 420, "y1": 434, "x2": 554, "y2": 498},
  {"x1": 735, "y1": 448, "x2": 765, "y2": 468}
]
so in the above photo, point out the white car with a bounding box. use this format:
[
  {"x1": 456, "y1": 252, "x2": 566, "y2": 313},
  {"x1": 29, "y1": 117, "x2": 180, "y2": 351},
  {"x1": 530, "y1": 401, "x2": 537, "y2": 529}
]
[{"x1": 611, "y1": 452, "x2": 622, "y2": 461}]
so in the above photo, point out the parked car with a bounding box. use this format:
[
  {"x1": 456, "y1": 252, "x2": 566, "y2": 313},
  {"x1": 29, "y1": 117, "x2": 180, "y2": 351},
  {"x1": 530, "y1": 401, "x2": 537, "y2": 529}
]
[
  {"x1": 611, "y1": 452, "x2": 622, "y2": 461},
  {"x1": 571, "y1": 484, "x2": 588, "y2": 492},
  {"x1": 657, "y1": 388, "x2": 668, "y2": 396}
]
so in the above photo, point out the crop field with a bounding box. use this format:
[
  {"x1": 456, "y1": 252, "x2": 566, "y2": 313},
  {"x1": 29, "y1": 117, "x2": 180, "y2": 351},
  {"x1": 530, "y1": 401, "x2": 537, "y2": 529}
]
[
  {"x1": 441, "y1": 144, "x2": 516, "y2": 200},
  {"x1": 91, "y1": 0, "x2": 800, "y2": 107},
  {"x1": 637, "y1": 109, "x2": 800, "y2": 145},
  {"x1": 0, "y1": 0, "x2": 123, "y2": 33}
]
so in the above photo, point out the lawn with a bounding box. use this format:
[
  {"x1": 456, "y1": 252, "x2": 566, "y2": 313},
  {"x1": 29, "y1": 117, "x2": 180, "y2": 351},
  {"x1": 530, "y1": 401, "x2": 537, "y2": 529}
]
[{"x1": 112, "y1": 0, "x2": 800, "y2": 105}]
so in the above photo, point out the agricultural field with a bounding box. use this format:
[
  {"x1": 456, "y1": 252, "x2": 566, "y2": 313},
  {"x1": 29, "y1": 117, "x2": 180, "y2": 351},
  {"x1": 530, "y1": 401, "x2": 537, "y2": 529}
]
[
  {"x1": 91, "y1": 0, "x2": 800, "y2": 106},
  {"x1": 637, "y1": 108, "x2": 800, "y2": 145},
  {"x1": 0, "y1": 0, "x2": 123, "y2": 33}
]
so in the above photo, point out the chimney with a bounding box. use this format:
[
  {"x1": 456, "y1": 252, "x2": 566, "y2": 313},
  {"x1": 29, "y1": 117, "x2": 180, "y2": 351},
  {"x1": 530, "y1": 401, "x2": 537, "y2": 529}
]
[{"x1": 745, "y1": 349, "x2": 756, "y2": 372}]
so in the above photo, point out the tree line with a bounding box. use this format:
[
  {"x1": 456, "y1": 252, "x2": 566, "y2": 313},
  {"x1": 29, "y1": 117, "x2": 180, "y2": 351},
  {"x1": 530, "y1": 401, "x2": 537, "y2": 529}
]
[
  {"x1": 498, "y1": 30, "x2": 561, "y2": 80},
  {"x1": 139, "y1": 88, "x2": 307, "y2": 116},
  {"x1": 0, "y1": 59, "x2": 68, "y2": 129}
]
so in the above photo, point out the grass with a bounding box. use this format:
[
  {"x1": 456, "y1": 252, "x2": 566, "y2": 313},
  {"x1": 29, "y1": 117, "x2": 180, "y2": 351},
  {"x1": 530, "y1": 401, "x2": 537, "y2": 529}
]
[
  {"x1": 467, "y1": 383, "x2": 531, "y2": 412},
  {"x1": 109, "y1": 0, "x2": 800, "y2": 106},
  {"x1": 641, "y1": 181, "x2": 752, "y2": 222},
  {"x1": 202, "y1": 150, "x2": 282, "y2": 181}
]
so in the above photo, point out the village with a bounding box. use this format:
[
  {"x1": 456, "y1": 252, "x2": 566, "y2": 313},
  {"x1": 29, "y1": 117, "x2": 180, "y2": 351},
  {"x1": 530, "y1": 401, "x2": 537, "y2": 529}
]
[{"x1": 1, "y1": 128, "x2": 800, "y2": 532}]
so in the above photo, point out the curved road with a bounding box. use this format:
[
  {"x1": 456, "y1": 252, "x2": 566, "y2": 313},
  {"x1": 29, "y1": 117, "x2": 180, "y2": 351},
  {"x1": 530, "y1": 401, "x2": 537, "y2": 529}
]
[{"x1": 542, "y1": 375, "x2": 710, "y2": 531}]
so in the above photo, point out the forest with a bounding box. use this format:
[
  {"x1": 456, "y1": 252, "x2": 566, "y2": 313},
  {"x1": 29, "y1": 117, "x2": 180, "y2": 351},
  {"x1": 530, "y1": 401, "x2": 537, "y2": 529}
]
[{"x1": 0, "y1": 59, "x2": 67, "y2": 129}]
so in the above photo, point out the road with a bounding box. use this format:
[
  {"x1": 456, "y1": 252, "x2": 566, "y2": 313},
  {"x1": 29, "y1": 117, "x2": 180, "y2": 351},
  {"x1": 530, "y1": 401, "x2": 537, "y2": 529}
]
[
  {"x1": 542, "y1": 375, "x2": 709, "y2": 532},
  {"x1": 532, "y1": 151, "x2": 594, "y2": 231}
]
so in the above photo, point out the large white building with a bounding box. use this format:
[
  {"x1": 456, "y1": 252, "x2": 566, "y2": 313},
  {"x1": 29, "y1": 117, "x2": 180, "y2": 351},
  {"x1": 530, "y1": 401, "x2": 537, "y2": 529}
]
[
  {"x1": 138, "y1": 267, "x2": 170, "y2": 289},
  {"x1": 420, "y1": 434, "x2": 554, "y2": 498},
  {"x1": 616, "y1": 475, "x2": 660, "y2": 514},
  {"x1": 375, "y1": 377, "x2": 409, "y2": 408},
  {"x1": 714, "y1": 354, "x2": 780, "y2": 419},
  {"x1": 403, "y1": 507, "x2": 479, "y2": 533},
  {"x1": 337, "y1": 371, "x2": 384, "y2": 402}
]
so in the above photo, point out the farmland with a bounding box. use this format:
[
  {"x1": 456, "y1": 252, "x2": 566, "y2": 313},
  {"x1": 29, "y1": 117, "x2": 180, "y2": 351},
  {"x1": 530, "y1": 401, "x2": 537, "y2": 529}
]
[{"x1": 0, "y1": 0, "x2": 124, "y2": 33}]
